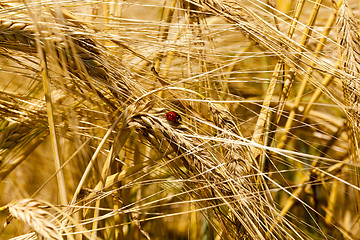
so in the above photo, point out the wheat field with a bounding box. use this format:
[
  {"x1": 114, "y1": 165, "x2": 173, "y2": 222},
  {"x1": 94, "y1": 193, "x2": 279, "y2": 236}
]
[{"x1": 0, "y1": 0, "x2": 359, "y2": 239}]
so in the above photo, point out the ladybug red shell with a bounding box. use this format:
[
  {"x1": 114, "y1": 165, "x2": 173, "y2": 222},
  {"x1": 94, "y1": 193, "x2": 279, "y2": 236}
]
[{"x1": 166, "y1": 111, "x2": 181, "y2": 122}]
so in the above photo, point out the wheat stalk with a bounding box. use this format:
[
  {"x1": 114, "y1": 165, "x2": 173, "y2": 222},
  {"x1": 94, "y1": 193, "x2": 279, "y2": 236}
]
[
  {"x1": 1, "y1": 0, "x2": 359, "y2": 239},
  {"x1": 337, "y1": 1, "x2": 360, "y2": 123},
  {"x1": 0, "y1": 14, "x2": 135, "y2": 108},
  {"x1": 5, "y1": 199, "x2": 63, "y2": 240},
  {"x1": 114, "y1": 101, "x2": 297, "y2": 239}
]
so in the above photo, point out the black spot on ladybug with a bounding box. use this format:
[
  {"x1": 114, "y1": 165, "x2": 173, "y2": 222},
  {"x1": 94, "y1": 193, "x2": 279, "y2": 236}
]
[{"x1": 166, "y1": 111, "x2": 181, "y2": 122}]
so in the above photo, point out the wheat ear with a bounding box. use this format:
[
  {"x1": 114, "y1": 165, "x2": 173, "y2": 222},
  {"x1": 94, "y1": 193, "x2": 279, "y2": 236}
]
[{"x1": 4, "y1": 199, "x2": 63, "y2": 240}]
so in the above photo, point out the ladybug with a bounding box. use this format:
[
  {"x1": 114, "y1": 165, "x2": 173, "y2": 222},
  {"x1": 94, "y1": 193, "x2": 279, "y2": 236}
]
[{"x1": 166, "y1": 111, "x2": 181, "y2": 122}]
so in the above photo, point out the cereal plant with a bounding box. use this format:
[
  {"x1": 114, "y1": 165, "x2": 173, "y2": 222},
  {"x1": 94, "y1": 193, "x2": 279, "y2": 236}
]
[{"x1": 0, "y1": 0, "x2": 359, "y2": 239}]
